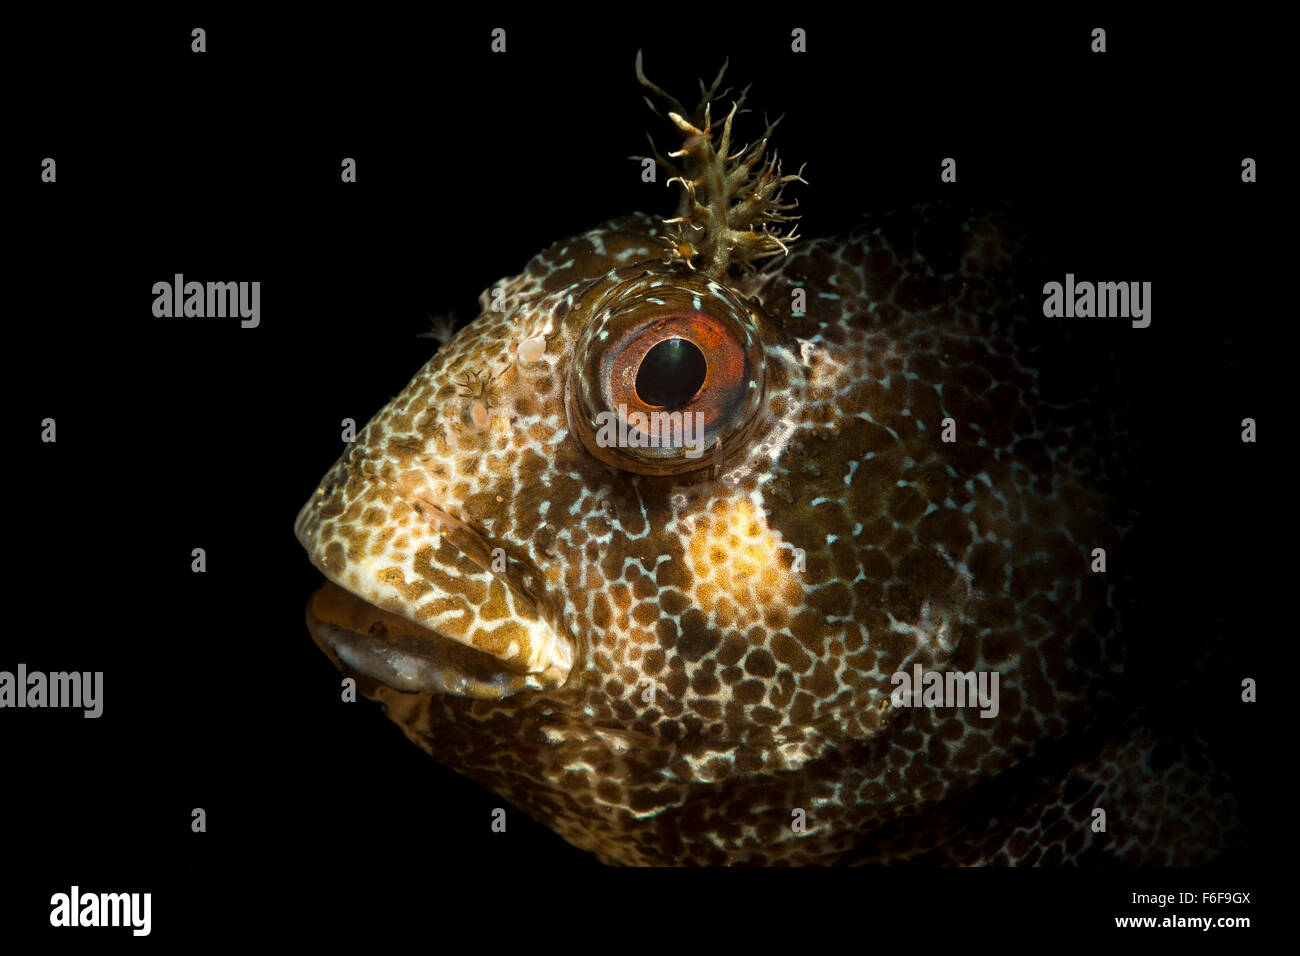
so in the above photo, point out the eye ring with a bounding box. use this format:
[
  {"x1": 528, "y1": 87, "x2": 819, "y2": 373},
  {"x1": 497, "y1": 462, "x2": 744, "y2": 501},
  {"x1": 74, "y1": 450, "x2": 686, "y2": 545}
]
[{"x1": 566, "y1": 272, "x2": 768, "y2": 475}]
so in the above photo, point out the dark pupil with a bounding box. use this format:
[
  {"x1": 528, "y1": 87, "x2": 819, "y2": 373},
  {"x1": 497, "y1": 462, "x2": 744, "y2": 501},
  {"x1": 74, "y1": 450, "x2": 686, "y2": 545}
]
[{"x1": 636, "y1": 337, "x2": 707, "y2": 408}]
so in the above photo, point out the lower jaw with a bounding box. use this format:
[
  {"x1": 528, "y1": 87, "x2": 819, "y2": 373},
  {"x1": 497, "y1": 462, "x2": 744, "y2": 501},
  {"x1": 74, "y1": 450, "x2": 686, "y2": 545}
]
[{"x1": 304, "y1": 581, "x2": 544, "y2": 699}]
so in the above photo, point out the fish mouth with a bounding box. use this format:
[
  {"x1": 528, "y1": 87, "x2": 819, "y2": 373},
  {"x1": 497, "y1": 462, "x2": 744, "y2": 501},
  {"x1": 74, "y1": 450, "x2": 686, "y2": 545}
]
[
  {"x1": 304, "y1": 581, "x2": 564, "y2": 699},
  {"x1": 295, "y1": 468, "x2": 575, "y2": 700}
]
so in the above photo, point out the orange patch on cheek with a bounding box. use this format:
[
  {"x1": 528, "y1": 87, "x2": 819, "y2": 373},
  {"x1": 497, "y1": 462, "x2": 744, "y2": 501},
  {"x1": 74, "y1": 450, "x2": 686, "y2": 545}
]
[{"x1": 687, "y1": 498, "x2": 798, "y2": 614}]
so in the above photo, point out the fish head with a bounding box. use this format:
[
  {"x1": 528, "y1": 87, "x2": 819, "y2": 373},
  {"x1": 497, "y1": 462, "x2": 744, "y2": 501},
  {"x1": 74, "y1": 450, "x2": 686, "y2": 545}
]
[
  {"x1": 292, "y1": 221, "x2": 782, "y2": 698},
  {"x1": 293, "y1": 206, "x2": 1121, "y2": 865},
  {"x1": 294, "y1": 60, "x2": 1128, "y2": 865},
  {"x1": 292, "y1": 225, "x2": 829, "y2": 718}
]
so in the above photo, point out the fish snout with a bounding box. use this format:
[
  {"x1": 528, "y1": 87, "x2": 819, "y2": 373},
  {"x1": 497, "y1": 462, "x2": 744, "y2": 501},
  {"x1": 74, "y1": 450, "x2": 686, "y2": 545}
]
[{"x1": 295, "y1": 457, "x2": 574, "y2": 699}]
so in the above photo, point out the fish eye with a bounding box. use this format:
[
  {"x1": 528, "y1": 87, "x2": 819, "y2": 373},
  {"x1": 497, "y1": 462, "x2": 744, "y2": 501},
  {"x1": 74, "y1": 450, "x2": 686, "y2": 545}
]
[{"x1": 566, "y1": 275, "x2": 767, "y2": 475}]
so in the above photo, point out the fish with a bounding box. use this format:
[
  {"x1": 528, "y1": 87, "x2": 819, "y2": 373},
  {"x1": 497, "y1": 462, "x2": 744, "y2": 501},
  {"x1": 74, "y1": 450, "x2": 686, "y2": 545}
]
[{"x1": 293, "y1": 54, "x2": 1240, "y2": 865}]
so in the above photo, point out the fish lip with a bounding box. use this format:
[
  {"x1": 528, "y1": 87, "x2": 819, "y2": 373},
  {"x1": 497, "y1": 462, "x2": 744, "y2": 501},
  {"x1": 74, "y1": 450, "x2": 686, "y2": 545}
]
[
  {"x1": 294, "y1": 466, "x2": 576, "y2": 697},
  {"x1": 304, "y1": 581, "x2": 561, "y2": 700}
]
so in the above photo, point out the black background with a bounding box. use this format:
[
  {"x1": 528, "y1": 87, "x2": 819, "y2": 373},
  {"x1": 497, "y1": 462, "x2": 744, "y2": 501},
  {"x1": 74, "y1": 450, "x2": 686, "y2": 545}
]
[{"x1": 7, "y1": 9, "x2": 1278, "y2": 943}]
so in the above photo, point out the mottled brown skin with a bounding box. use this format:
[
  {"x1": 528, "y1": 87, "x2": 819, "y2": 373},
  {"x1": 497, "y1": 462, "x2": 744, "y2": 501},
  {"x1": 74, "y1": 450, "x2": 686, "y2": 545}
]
[{"x1": 294, "y1": 90, "x2": 1238, "y2": 865}]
